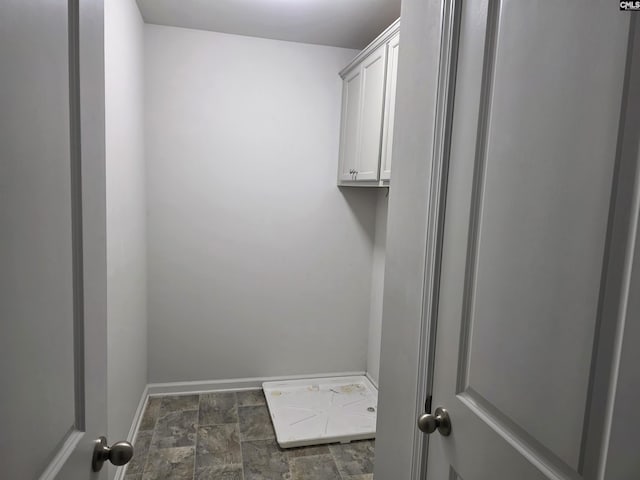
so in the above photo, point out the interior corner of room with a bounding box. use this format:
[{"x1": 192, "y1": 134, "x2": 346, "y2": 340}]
[{"x1": 104, "y1": 0, "x2": 399, "y2": 474}]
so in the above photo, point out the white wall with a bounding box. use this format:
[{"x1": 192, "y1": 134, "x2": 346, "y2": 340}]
[
  {"x1": 104, "y1": 0, "x2": 147, "y2": 467},
  {"x1": 144, "y1": 24, "x2": 378, "y2": 383},
  {"x1": 366, "y1": 190, "x2": 388, "y2": 385}
]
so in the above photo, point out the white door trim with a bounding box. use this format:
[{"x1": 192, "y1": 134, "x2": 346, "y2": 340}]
[{"x1": 409, "y1": 1, "x2": 462, "y2": 478}]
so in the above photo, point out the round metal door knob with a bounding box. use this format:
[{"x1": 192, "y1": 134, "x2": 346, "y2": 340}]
[
  {"x1": 92, "y1": 436, "x2": 134, "y2": 472},
  {"x1": 417, "y1": 407, "x2": 452, "y2": 436}
]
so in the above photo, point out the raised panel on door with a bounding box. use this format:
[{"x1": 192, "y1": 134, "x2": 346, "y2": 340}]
[
  {"x1": 0, "y1": 1, "x2": 76, "y2": 477},
  {"x1": 0, "y1": 1, "x2": 107, "y2": 478},
  {"x1": 338, "y1": 67, "x2": 362, "y2": 182},
  {"x1": 380, "y1": 32, "x2": 399, "y2": 182},
  {"x1": 426, "y1": 1, "x2": 633, "y2": 479},
  {"x1": 356, "y1": 44, "x2": 387, "y2": 181}
]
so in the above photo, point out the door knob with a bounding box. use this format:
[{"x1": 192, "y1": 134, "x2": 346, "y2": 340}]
[
  {"x1": 92, "y1": 436, "x2": 134, "y2": 472},
  {"x1": 417, "y1": 407, "x2": 451, "y2": 436}
]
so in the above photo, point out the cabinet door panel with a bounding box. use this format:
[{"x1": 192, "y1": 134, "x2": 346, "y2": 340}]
[
  {"x1": 380, "y1": 32, "x2": 399, "y2": 181},
  {"x1": 357, "y1": 44, "x2": 387, "y2": 181},
  {"x1": 338, "y1": 67, "x2": 362, "y2": 182}
]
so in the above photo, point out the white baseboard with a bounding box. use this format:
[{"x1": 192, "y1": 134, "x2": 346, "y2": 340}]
[
  {"x1": 127, "y1": 385, "x2": 150, "y2": 442},
  {"x1": 365, "y1": 371, "x2": 379, "y2": 389},
  {"x1": 146, "y1": 371, "x2": 366, "y2": 397},
  {"x1": 113, "y1": 385, "x2": 149, "y2": 480}
]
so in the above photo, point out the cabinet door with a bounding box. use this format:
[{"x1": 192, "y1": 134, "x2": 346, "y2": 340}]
[
  {"x1": 338, "y1": 66, "x2": 362, "y2": 182},
  {"x1": 356, "y1": 44, "x2": 387, "y2": 181},
  {"x1": 380, "y1": 32, "x2": 399, "y2": 181}
]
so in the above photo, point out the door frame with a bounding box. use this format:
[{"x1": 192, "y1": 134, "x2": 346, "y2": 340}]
[
  {"x1": 409, "y1": 3, "x2": 640, "y2": 479},
  {"x1": 408, "y1": 0, "x2": 462, "y2": 478},
  {"x1": 39, "y1": 0, "x2": 107, "y2": 477}
]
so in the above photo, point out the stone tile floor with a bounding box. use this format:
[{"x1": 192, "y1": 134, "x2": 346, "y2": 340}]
[{"x1": 124, "y1": 390, "x2": 375, "y2": 480}]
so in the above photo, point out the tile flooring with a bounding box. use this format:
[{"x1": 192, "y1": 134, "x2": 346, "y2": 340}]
[{"x1": 124, "y1": 390, "x2": 375, "y2": 480}]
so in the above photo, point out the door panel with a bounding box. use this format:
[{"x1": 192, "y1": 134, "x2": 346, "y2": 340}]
[
  {"x1": 0, "y1": 1, "x2": 107, "y2": 478},
  {"x1": 357, "y1": 44, "x2": 386, "y2": 181},
  {"x1": 426, "y1": 1, "x2": 634, "y2": 479},
  {"x1": 0, "y1": 1, "x2": 76, "y2": 477},
  {"x1": 462, "y1": 0, "x2": 624, "y2": 466},
  {"x1": 339, "y1": 67, "x2": 362, "y2": 182}
]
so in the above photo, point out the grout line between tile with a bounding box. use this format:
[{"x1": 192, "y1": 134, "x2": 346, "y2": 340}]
[
  {"x1": 192, "y1": 393, "x2": 201, "y2": 480},
  {"x1": 238, "y1": 422, "x2": 246, "y2": 480},
  {"x1": 328, "y1": 446, "x2": 346, "y2": 480},
  {"x1": 232, "y1": 391, "x2": 247, "y2": 480},
  {"x1": 143, "y1": 401, "x2": 161, "y2": 476}
]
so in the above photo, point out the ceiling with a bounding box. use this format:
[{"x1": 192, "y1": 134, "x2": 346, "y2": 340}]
[{"x1": 135, "y1": 0, "x2": 401, "y2": 50}]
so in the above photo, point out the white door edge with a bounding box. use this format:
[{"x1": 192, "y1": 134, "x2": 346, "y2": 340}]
[{"x1": 409, "y1": 1, "x2": 462, "y2": 478}]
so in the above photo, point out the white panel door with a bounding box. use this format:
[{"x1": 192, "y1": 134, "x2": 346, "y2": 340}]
[
  {"x1": 338, "y1": 66, "x2": 362, "y2": 182},
  {"x1": 424, "y1": 1, "x2": 638, "y2": 480},
  {"x1": 0, "y1": 1, "x2": 108, "y2": 479},
  {"x1": 356, "y1": 44, "x2": 387, "y2": 181},
  {"x1": 380, "y1": 32, "x2": 399, "y2": 182}
]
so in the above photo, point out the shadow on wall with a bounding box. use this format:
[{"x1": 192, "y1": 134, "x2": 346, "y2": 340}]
[{"x1": 338, "y1": 186, "x2": 380, "y2": 245}]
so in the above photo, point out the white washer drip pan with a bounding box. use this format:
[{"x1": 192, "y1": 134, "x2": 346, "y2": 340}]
[{"x1": 262, "y1": 375, "x2": 377, "y2": 448}]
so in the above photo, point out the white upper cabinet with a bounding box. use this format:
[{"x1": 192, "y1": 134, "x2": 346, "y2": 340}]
[
  {"x1": 337, "y1": 19, "x2": 400, "y2": 186},
  {"x1": 338, "y1": 67, "x2": 362, "y2": 182},
  {"x1": 380, "y1": 31, "x2": 399, "y2": 181},
  {"x1": 357, "y1": 44, "x2": 387, "y2": 181}
]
